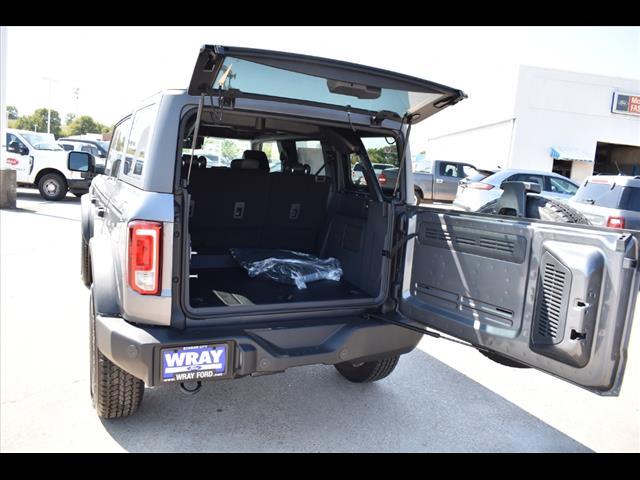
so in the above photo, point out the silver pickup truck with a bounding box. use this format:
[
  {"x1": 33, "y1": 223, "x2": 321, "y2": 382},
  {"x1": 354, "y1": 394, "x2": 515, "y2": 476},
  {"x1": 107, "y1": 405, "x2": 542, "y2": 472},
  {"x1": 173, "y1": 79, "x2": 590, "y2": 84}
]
[{"x1": 379, "y1": 159, "x2": 483, "y2": 203}]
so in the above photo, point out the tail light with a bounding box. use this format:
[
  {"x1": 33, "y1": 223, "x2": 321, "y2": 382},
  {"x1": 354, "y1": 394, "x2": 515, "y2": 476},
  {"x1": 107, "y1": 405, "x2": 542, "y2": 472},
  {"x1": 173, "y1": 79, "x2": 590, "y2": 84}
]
[
  {"x1": 379, "y1": 172, "x2": 387, "y2": 185},
  {"x1": 606, "y1": 216, "x2": 625, "y2": 229},
  {"x1": 466, "y1": 182, "x2": 494, "y2": 190},
  {"x1": 128, "y1": 221, "x2": 162, "y2": 295}
]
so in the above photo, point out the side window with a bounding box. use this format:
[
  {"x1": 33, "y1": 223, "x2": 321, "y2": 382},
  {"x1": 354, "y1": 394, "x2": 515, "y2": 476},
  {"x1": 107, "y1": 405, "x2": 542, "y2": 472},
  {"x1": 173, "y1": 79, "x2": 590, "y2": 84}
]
[
  {"x1": 439, "y1": 162, "x2": 461, "y2": 178},
  {"x1": 81, "y1": 145, "x2": 95, "y2": 154},
  {"x1": 123, "y1": 104, "x2": 156, "y2": 178},
  {"x1": 61, "y1": 144, "x2": 74, "y2": 152},
  {"x1": 295, "y1": 140, "x2": 325, "y2": 176},
  {"x1": 105, "y1": 117, "x2": 132, "y2": 178},
  {"x1": 260, "y1": 141, "x2": 281, "y2": 172},
  {"x1": 548, "y1": 176, "x2": 578, "y2": 195},
  {"x1": 503, "y1": 173, "x2": 544, "y2": 188},
  {"x1": 7, "y1": 133, "x2": 26, "y2": 151},
  {"x1": 348, "y1": 137, "x2": 399, "y2": 192}
]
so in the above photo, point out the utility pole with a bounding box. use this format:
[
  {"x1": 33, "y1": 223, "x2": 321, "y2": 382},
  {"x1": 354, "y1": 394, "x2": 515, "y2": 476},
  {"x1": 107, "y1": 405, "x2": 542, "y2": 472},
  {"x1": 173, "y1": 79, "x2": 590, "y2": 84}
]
[{"x1": 41, "y1": 76, "x2": 57, "y2": 134}]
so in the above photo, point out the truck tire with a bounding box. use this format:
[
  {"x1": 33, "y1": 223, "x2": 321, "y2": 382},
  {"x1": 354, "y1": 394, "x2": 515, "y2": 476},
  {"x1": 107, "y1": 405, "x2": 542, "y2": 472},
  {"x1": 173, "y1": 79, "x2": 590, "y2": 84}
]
[
  {"x1": 37, "y1": 172, "x2": 68, "y2": 201},
  {"x1": 476, "y1": 195, "x2": 590, "y2": 369},
  {"x1": 335, "y1": 355, "x2": 400, "y2": 383},
  {"x1": 90, "y1": 291, "x2": 144, "y2": 419},
  {"x1": 478, "y1": 195, "x2": 590, "y2": 224},
  {"x1": 81, "y1": 235, "x2": 92, "y2": 288}
]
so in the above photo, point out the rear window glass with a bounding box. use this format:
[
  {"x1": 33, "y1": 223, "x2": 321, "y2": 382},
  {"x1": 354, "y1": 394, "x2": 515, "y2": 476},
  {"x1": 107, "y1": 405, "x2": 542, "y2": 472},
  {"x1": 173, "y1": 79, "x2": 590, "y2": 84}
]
[
  {"x1": 573, "y1": 181, "x2": 623, "y2": 209},
  {"x1": 619, "y1": 187, "x2": 640, "y2": 211}
]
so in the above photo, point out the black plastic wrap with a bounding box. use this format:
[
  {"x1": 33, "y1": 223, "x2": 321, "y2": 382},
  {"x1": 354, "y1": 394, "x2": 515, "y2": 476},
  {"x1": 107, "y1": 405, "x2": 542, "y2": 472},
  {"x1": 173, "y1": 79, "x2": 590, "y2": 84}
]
[{"x1": 230, "y1": 248, "x2": 342, "y2": 290}]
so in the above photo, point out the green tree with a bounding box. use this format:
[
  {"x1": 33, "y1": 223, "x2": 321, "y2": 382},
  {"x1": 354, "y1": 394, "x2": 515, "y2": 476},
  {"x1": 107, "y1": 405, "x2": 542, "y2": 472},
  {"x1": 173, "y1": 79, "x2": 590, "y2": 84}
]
[
  {"x1": 367, "y1": 146, "x2": 398, "y2": 165},
  {"x1": 16, "y1": 108, "x2": 62, "y2": 137},
  {"x1": 65, "y1": 115, "x2": 105, "y2": 136},
  {"x1": 6, "y1": 105, "x2": 18, "y2": 120},
  {"x1": 220, "y1": 139, "x2": 241, "y2": 162},
  {"x1": 65, "y1": 112, "x2": 76, "y2": 125}
]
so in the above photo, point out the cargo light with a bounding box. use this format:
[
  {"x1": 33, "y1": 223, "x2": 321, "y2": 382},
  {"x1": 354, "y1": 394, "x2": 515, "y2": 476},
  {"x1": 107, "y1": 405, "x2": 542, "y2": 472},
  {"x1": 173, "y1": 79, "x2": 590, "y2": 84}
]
[
  {"x1": 128, "y1": 221, "x2": 162, "y2": 295},
  {"x1": 467, "y1": 182, "x2": 494, "y2": 190},
  {"x1": 606, "y1": 216, "x2": 625, "y2": 229}
]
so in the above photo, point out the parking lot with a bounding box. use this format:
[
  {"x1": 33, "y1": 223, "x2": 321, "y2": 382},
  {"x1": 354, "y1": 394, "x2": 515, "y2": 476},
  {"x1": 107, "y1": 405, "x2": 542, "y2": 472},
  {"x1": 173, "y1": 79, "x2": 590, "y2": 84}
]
[{"x1": 1, "y1": 188, "x2": 638, "y2": 453}]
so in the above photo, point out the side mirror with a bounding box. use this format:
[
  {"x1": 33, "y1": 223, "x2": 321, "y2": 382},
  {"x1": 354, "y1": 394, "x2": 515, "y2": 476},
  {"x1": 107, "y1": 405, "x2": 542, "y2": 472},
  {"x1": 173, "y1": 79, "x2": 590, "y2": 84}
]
[{"x1": 68, "y1": 151, "x2": 95, "y2": 173}]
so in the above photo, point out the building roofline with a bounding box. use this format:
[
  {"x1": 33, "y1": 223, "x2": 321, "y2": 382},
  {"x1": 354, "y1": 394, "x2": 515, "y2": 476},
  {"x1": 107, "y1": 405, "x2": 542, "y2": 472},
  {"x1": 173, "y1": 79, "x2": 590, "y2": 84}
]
[{"x1": 428, "y1": 118, "x2": 515, "y2": 141}]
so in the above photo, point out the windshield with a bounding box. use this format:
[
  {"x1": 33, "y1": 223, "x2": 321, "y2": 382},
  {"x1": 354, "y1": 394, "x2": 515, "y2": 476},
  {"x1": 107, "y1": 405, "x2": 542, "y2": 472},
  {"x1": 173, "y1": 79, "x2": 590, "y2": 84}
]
[
  {"x1": 97, "y1": 141, "x2": 109, "y2": 153},
  {"x1": 213, "y1": 57, "x2": 445, "y2": 118},
  {"x1": 21, "y1": 133, "x2": 63, "y2": 151}
]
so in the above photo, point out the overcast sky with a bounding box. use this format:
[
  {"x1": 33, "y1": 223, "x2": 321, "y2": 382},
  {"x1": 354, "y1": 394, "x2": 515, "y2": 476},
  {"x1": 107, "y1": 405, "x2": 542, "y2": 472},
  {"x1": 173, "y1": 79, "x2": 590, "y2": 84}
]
[{"x1": 5, "y1": 26, "x2": 640, "y2": 151}]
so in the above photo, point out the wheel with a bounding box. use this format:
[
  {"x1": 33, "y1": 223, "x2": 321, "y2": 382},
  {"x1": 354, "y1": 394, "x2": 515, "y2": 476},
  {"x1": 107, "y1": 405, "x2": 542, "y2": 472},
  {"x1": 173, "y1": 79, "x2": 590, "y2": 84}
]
[
  {"x1": 81, "y1": 235, "x2": 92, "y2": 288},
  {"x1": 335, "y1": 355, "x2": 400, "y2": 383},
  {"x1": 37, "y1": 173, "x2": 67, "y2": 201},
  {"x1": 478, "y1": 350, "x2": 530, "y2": 368},
  {"x1": 414, "y1": 189, "x2": 422, "y2": 205},
  {"x1": 90, "y1": 291, "x2": 144, "y2": 419},
  {"x1": 478, "y1": 195, "x2": 590, "y2": 224}
]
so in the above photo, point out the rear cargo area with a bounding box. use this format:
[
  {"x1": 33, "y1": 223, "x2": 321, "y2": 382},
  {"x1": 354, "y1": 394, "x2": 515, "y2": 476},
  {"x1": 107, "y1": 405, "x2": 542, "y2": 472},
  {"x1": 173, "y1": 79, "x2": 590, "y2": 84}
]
[{"x1": 185, "y1": 154, "x2": 389, "y2": 309}]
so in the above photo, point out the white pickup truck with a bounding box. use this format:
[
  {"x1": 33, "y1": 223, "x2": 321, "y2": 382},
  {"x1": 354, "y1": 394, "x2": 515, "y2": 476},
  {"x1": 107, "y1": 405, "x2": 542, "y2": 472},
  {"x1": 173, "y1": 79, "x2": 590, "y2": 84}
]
[{"x1": 2, "y1": 128, "x2": 94, "y2": 200}]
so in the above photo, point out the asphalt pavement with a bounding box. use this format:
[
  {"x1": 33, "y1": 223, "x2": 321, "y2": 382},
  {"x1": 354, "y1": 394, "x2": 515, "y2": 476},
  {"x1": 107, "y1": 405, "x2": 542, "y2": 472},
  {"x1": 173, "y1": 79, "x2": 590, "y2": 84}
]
[{"x1": 1, "y1": 189, "x2": 638, "y2": 452}]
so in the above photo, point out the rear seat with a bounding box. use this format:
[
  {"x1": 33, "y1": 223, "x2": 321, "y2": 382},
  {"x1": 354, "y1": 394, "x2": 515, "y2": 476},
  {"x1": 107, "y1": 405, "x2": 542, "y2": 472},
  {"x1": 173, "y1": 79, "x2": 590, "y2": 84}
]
[{"x1": 188, "y1": 150, "x2": 330, "y2": 254}]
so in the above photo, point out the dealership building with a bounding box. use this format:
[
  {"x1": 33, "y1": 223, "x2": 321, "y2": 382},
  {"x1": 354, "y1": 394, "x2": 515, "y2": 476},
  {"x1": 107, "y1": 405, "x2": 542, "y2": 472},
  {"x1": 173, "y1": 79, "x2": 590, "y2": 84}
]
[{"x1": 425, "y1": 66, "x2": 640, "y2": 183}]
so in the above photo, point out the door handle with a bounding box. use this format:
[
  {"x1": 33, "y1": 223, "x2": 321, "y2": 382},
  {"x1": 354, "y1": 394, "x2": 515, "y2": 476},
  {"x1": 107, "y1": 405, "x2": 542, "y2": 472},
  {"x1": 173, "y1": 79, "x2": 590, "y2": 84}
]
[
  {"x1": 96, "y1": 207, "x2": 105, "y2": 218},
  {"x1": 436, "y1": 178, "x2": 444, "y2": 184}
]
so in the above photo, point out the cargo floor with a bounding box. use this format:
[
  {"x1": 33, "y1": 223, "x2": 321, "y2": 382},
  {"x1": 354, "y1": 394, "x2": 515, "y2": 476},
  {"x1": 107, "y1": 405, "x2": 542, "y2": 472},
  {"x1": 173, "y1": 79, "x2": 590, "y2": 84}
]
[{"x1": 189, "y1": 268, "x2": 370, "y2": 308}]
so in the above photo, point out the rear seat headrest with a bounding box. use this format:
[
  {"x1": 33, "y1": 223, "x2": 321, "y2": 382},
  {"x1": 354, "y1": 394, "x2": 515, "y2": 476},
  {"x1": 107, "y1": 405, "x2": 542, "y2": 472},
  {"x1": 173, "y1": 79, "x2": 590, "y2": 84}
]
[{"x1": 231, "y1": 158, "x2": 269, "y2": 172}]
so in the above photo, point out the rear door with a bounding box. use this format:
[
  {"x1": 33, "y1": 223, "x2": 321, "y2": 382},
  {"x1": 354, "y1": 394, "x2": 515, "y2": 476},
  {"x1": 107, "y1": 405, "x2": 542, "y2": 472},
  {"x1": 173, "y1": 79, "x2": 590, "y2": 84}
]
[
  {"x1": 188, "y1": 45, "x2": 467, "y2": 124},
  {"x1": 398, "y1": 208, "x2": 639, "y2": 395},
  {"x1": 435, "y1": 161, "x2": 464, "y2": 201}
]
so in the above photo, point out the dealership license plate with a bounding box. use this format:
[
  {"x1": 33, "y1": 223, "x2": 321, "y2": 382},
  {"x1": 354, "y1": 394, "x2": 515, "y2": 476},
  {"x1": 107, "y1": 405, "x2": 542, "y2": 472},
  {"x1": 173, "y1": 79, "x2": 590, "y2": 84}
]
[{"x1": 161, "y1": 344, "x2": 228, "y2": 382}]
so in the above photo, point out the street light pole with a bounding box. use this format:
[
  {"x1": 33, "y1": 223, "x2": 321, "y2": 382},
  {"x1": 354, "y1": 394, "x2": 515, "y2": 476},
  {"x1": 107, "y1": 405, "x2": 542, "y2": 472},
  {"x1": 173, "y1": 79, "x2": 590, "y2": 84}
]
[{"x1": 41, "y1": 76, "x2": 57, "y2": 134}]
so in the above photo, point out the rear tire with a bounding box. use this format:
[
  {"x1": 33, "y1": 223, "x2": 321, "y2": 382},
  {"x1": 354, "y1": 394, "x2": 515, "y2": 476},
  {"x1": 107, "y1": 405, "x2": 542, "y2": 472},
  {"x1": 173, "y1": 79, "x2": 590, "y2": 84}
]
[
  {"x1": 37, "y1": 172, "x2": 67, "y2": 201},
  {"x1": 90, "y1": 291, "x2": 144, "y2": 419},
  {"x1": 335, "y1": 355, "x2": 400, "y2": 383},
  {"x1": 81, "y1": 235, "x2": 92, "y2": 288}
]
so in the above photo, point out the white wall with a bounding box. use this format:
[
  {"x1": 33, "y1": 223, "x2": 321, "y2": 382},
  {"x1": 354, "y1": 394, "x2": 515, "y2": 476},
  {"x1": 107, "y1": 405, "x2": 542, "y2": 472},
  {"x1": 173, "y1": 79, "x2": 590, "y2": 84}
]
[
  {"x1": 509, "y1": 66, "x2": 640, "y2": 182},
  {"x1": 1, "y1": 27, "x2": 7, "y2": 155},
  {"x1": 425, "y1": 119, "x2": 515, "y2": 171}
]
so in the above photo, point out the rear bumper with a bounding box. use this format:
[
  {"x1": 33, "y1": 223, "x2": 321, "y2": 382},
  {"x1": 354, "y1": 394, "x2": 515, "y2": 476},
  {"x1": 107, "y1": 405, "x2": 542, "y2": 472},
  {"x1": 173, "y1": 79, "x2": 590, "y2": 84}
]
[{"x1": 95, "y1": 314, "x2": 422, "y2": 386}]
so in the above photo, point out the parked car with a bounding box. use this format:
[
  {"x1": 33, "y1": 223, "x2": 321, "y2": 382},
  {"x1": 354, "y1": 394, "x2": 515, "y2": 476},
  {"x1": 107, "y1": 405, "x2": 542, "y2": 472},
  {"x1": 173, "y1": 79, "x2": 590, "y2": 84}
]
[
  {"x1": 568, "y1": 175, "x2": 640, "y2": 230},
  {"x1": 379, "y1": 159, "x2": 483, "y2": 204},
  {"x1": 68, "y1": 44, "x2": 639, "y2": 419},
  {"x1": 352, "y1": 162, "x2": 395, "y2": 185},
  {"x1": 2, "y1": 128, "x2": 95, "y2": 200},
  {"x1": 454, "y1": 169, "x2": 579, "y2": 212},
  {"x1": 58, "y1": 138, "x2": 109, "y2": 173}
]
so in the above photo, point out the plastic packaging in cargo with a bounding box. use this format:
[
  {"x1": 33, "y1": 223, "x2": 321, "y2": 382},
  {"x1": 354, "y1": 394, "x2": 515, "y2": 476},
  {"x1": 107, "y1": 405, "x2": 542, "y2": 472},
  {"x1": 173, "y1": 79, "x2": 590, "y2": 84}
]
[{"x1": 230, "y1": 248, "x2": 343, "y2": 290}]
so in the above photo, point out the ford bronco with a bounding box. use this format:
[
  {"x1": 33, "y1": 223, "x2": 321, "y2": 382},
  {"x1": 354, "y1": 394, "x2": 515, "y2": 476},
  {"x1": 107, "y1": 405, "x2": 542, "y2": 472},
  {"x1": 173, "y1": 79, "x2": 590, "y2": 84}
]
[{"x1": 68, "y1": 45, "x2": 640, "y2": 418}]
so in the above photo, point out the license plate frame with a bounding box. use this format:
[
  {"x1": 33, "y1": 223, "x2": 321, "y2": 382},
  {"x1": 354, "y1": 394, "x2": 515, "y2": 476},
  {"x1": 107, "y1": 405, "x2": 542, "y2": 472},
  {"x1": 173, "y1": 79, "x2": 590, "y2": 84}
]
[{"x1": 160, "y1": 342, "x2": 232, "y2": 383}]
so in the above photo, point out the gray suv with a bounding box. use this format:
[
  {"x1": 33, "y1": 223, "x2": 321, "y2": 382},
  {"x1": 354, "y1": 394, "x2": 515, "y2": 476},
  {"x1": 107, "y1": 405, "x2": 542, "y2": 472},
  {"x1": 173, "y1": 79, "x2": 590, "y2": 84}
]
[
  {"x1": 569, "y1": 175, "x2": 640, "y2": 230},
  {"x1": 68, "y1": 45, "x2": 640, "y2": 418}
]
